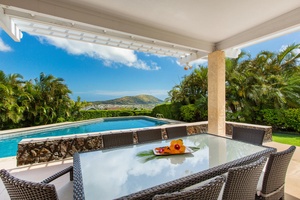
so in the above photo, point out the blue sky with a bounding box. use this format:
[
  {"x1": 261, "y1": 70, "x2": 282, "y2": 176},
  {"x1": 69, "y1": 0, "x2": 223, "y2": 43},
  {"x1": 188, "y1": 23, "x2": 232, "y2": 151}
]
[{"x1": 1, "y1": 29, "x2": 300, "y2": 102}]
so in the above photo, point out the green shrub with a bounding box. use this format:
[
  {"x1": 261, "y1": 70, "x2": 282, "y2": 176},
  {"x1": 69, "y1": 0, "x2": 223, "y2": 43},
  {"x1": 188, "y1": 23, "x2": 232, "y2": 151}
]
[
  {"x1": 283, "y1": 109, "x2": 300, "y2": 132},
  {"x1": 180, "y1": 104, "x2": 196, "y2": 122},
  {"x1": 77, "y1": 107, "x2": 300, "y2": 133},
  {"x1": 76, "y1": 109, "x2": 152, "y2": 121},
  {"x1": 151, "y1": 103, "x2": 182, "y2": 120},
  {"x1": 152, "y1": 102, "x2": 208, "y2": 122},
  {"x1": 260, "y1": 108, "x2": 300, "y2": 132},
  {"x1": 133, "y1": 110, "x2": 152, "y2": 116},
  {"x1": 259, "y1": 109, "x2": 285, "y2": 129},
  {"x1": 56, "y1": 117, "x2": 65, "y2": 123}
]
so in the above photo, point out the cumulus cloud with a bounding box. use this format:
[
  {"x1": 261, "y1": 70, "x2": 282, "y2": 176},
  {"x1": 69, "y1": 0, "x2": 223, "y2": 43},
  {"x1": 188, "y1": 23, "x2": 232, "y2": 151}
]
[
  {"x1": 36, "y1": 35, "x2": 160, "y2": 70},
  {"x1": 0, "y1": 38, "x2": 12, "y2": 52}
]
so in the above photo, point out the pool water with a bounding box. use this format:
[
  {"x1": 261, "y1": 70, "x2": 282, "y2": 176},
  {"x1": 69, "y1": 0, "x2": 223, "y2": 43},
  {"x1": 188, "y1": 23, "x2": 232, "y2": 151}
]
[{"x1": 0, "y1": 117, "x2": 168, "y2": 158}]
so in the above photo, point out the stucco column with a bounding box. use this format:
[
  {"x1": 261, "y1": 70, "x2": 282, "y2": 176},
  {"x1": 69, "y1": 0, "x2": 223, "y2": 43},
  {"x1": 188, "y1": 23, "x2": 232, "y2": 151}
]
[{"x1": 208, "y1": 50, "x2": 226, "y2": 136}]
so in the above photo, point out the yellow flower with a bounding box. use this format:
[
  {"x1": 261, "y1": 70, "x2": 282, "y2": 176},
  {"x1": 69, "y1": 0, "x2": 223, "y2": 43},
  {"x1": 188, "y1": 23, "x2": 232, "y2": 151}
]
[{"x1": 169, "y1": 139, "x2": 186, "y2": 154}]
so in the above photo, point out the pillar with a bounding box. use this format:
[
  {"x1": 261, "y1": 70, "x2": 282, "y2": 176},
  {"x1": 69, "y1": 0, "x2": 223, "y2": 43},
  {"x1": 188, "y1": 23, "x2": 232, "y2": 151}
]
[{"x1": 208, "y1": 50, "x2": 226, "y2": 136}]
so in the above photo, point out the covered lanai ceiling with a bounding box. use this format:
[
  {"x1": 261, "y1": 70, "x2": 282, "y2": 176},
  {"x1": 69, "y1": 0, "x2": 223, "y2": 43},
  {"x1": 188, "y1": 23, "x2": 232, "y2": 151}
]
[{"x1": 1, "y1": 0, "x2": 300, "y2": 64}]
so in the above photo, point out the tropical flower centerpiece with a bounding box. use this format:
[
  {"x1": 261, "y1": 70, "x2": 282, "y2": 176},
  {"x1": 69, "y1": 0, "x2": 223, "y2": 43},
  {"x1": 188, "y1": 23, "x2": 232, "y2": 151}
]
[
  {"x1": 136, "y1": 139, "x2": 201, "y2": 163},
  {"x1": 154, "y1": 139, "x2": 187, "y2": 155}
]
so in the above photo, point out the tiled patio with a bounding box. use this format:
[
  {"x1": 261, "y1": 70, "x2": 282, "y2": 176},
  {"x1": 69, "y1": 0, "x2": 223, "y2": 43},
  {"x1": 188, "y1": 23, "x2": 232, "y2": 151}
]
[{"x1": 0, "y1": 142, "x2": 299, "y2": 200}]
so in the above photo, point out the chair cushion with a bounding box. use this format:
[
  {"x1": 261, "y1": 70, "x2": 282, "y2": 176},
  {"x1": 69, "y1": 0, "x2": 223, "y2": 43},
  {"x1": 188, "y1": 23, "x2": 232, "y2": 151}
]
[
  {"x1": 182, "y1": 177, "x2": 214, "y2": 191},
  {"x1": 256, "y1": 158, "x2": 268, "y2": 196},
  {"x1": 256, "y1": 170, "x2": 265, "y2": 196},
  {"x1": 57, "y1": 182, "x2": 73, "y2": 200},
  {"x1": 182, "y1": 173, "x2": 227, "y2": 200}
]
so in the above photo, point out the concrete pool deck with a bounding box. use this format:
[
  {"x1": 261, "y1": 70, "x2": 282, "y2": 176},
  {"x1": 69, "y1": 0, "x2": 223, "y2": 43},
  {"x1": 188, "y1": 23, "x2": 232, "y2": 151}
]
[{"x1": 0, "y1": 141, "x2": 299, "y2": 199}]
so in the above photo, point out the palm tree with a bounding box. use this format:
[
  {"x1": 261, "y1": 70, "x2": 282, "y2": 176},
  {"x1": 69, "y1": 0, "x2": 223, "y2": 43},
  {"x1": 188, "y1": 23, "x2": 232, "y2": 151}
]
[
  {"x1": 167, "y1": 43, "x2": 300, "y2": 123},
  {"x1": 168, "y1": 66, "x2": 208, "y2": 104},
  {"x1": 0, "y1": 71, "x2": 27, "y2": 128},
  {"x1": 226, "y1": 44, "x2": 300, "y2": 122},
  {"x1": 33, "y1": 72, "x2": 72, "y2": 124}
]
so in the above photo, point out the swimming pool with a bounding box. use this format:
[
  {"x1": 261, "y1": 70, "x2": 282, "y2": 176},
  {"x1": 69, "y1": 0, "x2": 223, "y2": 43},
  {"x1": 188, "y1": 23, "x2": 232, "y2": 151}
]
[{"x1": 0, "y1": 117, "x2": 169, "y2": 158}]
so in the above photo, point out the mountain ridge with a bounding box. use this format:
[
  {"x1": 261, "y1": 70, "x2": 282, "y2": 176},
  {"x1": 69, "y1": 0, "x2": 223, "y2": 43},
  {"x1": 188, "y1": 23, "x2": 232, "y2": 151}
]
[{"x1": 91, "y1": 94, "x2": 163, "y2": 105}]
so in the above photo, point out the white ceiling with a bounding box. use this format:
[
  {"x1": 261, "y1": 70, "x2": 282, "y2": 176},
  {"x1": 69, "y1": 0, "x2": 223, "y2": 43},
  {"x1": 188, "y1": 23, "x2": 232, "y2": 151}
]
[{"x1": 1, "y1": 0, "x2": 300, "y2": 63}]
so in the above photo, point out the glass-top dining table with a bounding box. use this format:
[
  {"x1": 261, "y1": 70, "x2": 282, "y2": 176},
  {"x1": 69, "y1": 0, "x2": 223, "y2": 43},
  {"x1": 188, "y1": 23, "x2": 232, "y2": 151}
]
[{"x1": 73, "y1": 133, "x2": 276, "y2": 200}]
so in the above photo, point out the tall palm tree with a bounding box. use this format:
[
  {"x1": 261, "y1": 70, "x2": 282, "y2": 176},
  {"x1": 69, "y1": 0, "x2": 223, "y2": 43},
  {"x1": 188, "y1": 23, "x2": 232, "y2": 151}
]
[
  {"x1": 33, "y1": 72, "x2": 72, "y2": 124},
  {"x1": 168, "y1": 66, "x2": 208, "y2": 104},
  {"x1": 0, "y1": 71, "x2": 27, "y2": 128},
  {"x1": 226, "y1": 44, "x2": 300, "y2": 122}
]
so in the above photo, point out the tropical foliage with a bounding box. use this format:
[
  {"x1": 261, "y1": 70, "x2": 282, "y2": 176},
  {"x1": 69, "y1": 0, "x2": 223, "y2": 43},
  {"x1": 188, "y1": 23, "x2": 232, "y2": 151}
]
[
  {"x1": 0, "y1": 71, "x2": 89, "y2": 129},
  {"x1": 165, "y1": 43, "x2": 300, "y2": 126},
  {"x1": 78, "y1": 110, "x2": 152, "y2": 120}
]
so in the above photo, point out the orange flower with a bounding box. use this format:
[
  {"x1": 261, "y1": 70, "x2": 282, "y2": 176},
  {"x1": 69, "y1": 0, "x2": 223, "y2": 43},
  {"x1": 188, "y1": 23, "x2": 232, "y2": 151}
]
[
  {"x1": 163, "y1": 146, "x2": 171, "y2": 154},
  {"x1": 169, "y1": 139, "x2": 186, "y2": 154}
]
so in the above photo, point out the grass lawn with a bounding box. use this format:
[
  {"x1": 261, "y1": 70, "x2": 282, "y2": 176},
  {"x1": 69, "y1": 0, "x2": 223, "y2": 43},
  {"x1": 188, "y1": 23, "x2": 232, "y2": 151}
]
[{"x1": 272, "y1": 131, "x2": 300, "y2": 146}]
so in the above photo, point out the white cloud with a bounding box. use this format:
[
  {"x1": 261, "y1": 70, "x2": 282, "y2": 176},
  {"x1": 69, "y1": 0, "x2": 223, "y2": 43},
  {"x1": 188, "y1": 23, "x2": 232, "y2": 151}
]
[
  {"x1": 280, "y1": 44, "x2": 300, "y2": 54},
  {"x1": 279, "y1": 45, "x2": 288, "y2": 52},
  {"x1": 0, "y1": 38, "x2": 12, "y2": 52},
  {"x1": 190, "y1": 58, "x2": 208, "y2": 66},
  {"x1": 35, "y1": 35, "x2": 160, "y2": 70}
]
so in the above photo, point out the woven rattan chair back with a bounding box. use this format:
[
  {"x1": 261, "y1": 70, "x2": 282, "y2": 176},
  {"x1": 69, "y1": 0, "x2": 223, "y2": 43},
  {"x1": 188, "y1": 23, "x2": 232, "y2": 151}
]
[
  {"x1": 136, "y1": 129, "x2": 162, "y2": 143},
  {"x1": 152, "y1": 175, "x2": 226, "y2": 200},
  {"x1": 222, "y1": 156, "x2": 267, "y2": 200},
  {"x1": 256, "y1": 145, "x2": 296, "y2": 200},
  {"x1": 102, "y1": 131, "x2": 134, "y2": 148},
  {"x1": 165, "y1": 126, "x2": 187, "y2": 139},
  {"x1": 232, "y1": 126, "x2": 265, "y2": 145},
  {"x1": 0, "y1": 166, "x2": 73, "y2": 200}
]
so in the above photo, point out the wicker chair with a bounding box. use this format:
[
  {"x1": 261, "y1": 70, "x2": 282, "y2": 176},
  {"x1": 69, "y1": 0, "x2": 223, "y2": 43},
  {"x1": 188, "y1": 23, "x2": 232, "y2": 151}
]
[
  {"x1": 221, "y1": 156, "x2": 267, "y2": 200},
  {"x1": 152, "y1": 175, "x2": 226, "y2": 200},
  {"x1": 136, "y1": 128, "x2": 162, "y2": 143},
  {"x1": 232, "y1": 126, "x2": 265, "y2": 145},
  {"x1": 256, "y1": 145, "x2": 296, "y2": 200},
  {"x1": 102, "y1": 131, "x2": 134, "y2": 148},
  {"x1": 0, "y1": 166, "x2": 73, "y2": 200},
  {"x1": 165, "y1": 126, "x2": 188, "y2": 139}
]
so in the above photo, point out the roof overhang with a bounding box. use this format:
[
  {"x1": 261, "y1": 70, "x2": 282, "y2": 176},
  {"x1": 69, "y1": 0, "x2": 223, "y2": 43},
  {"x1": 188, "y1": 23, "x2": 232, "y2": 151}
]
[{"x1": 1, "y1": 0, "x2": 300, "y2": 65}]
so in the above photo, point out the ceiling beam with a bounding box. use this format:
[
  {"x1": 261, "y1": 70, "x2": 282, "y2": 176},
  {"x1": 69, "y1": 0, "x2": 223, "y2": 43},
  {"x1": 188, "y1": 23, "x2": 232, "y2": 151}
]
[
  {"x1": 179, "y1": 51, "x2": 208, "y2": 65},
  {"x1": 0, "y1": 7, "x2": 21, "y2": 41},
  {"x1": 0, "y1": 0, "x2": 214, "y2": 54},
  {"x1": 5, "y1": 9, "x2": 198, "y2": 58},
  {"x1": 216, "y1": 7, "x2": 300, "y2": 50}
]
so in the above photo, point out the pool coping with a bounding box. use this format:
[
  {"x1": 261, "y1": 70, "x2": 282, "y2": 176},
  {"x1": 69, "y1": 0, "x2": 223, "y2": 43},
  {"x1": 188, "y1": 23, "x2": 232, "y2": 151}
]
[{"x1": 0, "y1": 116, "x2": 181, "y2": 140}]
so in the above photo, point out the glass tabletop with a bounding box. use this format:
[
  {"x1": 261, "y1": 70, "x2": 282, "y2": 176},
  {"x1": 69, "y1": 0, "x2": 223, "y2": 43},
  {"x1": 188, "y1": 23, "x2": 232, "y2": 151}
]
[{"x1": 77, "y1": 133, "x2": 270, "y2": 200}]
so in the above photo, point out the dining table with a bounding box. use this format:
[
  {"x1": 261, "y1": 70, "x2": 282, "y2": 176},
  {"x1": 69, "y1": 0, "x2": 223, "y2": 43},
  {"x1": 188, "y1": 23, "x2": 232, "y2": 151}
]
[{"x1": 73, "y1": 133, "x2": 276, "y2": 200}]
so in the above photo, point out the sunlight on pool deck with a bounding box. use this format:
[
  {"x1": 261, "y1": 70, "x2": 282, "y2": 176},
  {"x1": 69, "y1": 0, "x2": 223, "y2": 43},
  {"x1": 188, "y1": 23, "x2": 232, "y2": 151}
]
[{"x1": 0, "y1": 142, "x2": 299, "y2": 200}]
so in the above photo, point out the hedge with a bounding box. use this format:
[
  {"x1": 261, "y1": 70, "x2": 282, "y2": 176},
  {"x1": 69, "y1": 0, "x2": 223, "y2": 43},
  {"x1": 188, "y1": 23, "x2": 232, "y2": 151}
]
[
  {"x1": 151, "y1": 103, "x2": 300, "y2": 133},
  {"x1": 180, "y1": 104, "x2": 197, "y2": 122},
  {"x1": 151, "y1": 103, "x2": 182, "y2": 120},
  {"x1": 77, "y1": 110, "x2": 152, "y2": 120},
  {"x1": 260, "y1": 108, "x2": 300, "y2": 132}
]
